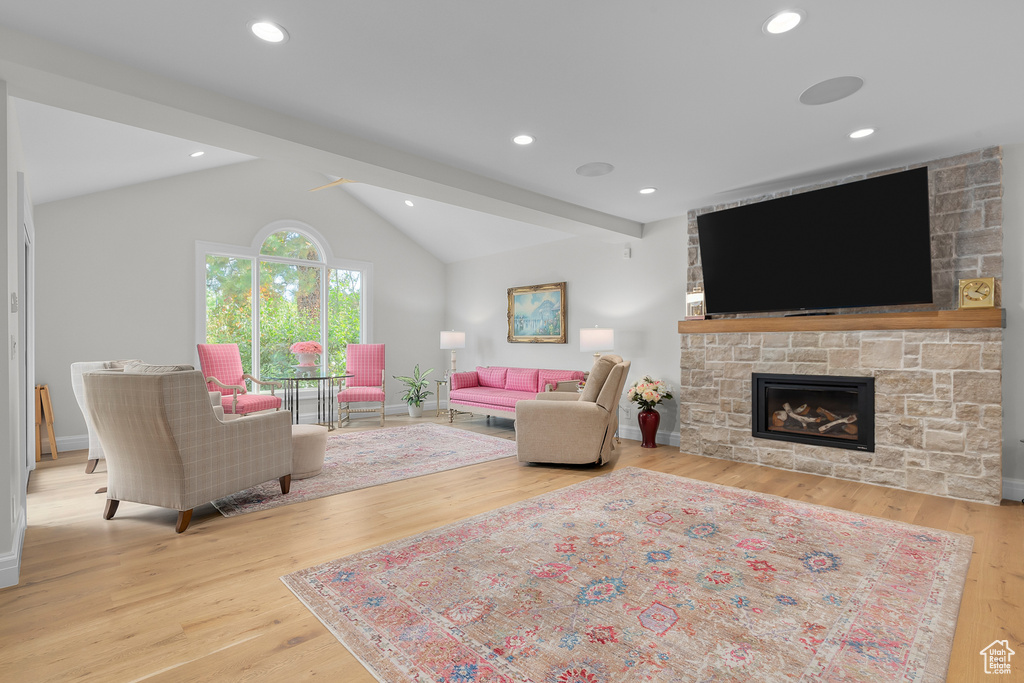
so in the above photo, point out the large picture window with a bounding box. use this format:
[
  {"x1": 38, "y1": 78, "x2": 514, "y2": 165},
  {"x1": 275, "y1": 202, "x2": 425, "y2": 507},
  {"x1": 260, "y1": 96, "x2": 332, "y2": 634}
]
[{"x1": 197, "y1": 222, "x2": 371, "y2": 386}]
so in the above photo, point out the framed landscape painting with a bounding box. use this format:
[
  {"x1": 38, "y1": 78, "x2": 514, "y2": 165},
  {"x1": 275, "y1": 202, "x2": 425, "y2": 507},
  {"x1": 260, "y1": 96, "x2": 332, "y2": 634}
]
[{"x1": 507, "y1": 282, "x2": 567, "y2": 343}]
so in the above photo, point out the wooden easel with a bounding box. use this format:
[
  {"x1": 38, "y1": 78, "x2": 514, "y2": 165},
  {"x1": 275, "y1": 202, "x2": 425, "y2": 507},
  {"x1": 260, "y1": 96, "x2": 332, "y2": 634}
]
[{"x1": 35, "y1": 384, "x2": 58, "y2": 461}]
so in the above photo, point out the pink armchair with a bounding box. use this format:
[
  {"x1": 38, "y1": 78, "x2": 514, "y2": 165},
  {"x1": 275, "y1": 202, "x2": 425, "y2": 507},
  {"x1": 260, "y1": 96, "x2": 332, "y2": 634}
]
[
  {"x1": 197, "y1": 343, "x2": 282, "y2": 416},
  {"x1": 337, "y1": 343, "x2": 385, "y2": 426}
]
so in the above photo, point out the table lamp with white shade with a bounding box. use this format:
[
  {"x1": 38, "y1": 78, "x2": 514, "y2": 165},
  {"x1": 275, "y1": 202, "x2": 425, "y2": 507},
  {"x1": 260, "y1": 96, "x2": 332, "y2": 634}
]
[
  {"x1": 440, "y1": 330, "x2": 466, "y2": 376},
  {"x1": 580, "y1": 326, "x2": 614, "y2": 362}
]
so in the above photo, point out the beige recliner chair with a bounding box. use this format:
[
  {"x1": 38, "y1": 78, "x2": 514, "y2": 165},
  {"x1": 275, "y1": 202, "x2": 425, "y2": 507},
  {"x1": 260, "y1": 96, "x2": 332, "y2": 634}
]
[
  {"x1": 84, "y1": 367, "x2": 293, "y2": 533},
  {"x1": 515, "y1": 354, "x2": 631, "y2": 465}
]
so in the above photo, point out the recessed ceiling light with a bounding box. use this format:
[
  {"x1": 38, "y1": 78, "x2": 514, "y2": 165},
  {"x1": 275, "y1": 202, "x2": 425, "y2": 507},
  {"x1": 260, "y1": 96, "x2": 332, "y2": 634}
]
[
  {"x1": 512, "y1": 134, "x2": 535, "y2": 145},
  {"x1": 250, "y1": 20, "x2": 288, "y2": 43},
  {"x1": 639, "y1": 187, "x2": 657, "y2": 195},
  {"x1": 575, "y1": 162, "x2": 615, "y2": 177},
  {"x1": 404, "y1": 200, "x2": 415, "y2": 207},
  {"x1": 763, "y1": 10, "x2": 805, "y2": 35},
  {"x1": 189, "y1": 151, "x2": 205, "y2": 158},
  {"x1": 849, "y1": 127, "x2": 875, "y2": 139}
]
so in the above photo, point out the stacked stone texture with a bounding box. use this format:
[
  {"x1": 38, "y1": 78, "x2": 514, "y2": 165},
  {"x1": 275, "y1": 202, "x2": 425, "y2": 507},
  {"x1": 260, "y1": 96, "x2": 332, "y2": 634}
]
[
  {"x1": 681, "y1": 148, "x2": 1003, "y2": 504},
  {"x1": 678, "y1": 329, "x2": 1002, "y2": 504}
]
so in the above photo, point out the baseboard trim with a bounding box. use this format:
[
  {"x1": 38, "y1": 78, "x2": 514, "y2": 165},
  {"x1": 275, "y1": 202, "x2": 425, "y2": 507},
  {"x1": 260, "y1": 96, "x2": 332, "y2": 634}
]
[
  {"x1": 1003, "y1": 477, "x2": 1024, "y2": 502},
  {"x1": 0, "y1": 508, "x2": 27, "y2": 589},
  {"x1": 617, "y1": 425, "x2": 681, "y2": 448},
  {"x1": 55, "y1": 434, "x2": 88, "y2": 452}
]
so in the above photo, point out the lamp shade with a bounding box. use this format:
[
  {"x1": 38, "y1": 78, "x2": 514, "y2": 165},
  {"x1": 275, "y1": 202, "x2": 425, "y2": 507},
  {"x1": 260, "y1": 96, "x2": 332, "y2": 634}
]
[
  {"x1": 440, "y1": 330, "x2": 466, "y2": 349},
  {"x1": 580, "y1": 327, "x2": 614, "y2": 353}
]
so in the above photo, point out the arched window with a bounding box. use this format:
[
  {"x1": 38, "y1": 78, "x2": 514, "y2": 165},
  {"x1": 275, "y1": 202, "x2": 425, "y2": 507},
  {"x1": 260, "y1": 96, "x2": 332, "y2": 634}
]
[{"x1": 198, "y1": 222, "x2": 370, "y2": 385}]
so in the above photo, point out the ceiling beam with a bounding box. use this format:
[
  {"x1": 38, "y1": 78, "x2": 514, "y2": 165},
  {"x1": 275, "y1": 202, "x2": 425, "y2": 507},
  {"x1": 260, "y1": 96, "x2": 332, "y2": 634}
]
[{"x1": 0, "y1": 25, "x2": 642, "y2": 240}]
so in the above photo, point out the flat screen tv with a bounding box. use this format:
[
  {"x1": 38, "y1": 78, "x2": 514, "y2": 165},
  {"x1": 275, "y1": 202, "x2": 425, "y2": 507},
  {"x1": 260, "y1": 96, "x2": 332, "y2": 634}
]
[{"x1": 696, "y1": 167, "x2": 933, "y2": 315}]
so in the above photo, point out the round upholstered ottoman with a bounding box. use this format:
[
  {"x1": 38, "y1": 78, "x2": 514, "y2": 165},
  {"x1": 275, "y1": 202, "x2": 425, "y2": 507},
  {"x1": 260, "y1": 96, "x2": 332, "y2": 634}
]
[{"x1": 291, "y1": 424, "x2": 329, "y2": 479}]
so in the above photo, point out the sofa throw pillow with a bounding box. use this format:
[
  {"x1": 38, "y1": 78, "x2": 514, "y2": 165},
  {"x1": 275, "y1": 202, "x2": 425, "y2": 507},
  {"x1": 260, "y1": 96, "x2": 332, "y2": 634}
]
[
  {"x1": 477, "y1": 366, "x2": 508, "y2": 388},
  {"x1": 506, "y1": 368, "x2": 539, "y2": 392},
  {"x1": 450, "y1": 371, "x2": 479, "y2": 391},
  {"x1": 122, "y1": 362, "x2": 195, "y2": 374},
  {"x1": 538, "y1": 369, "x2": 585, "y2": 393},
  {"x1": 104, "y1": 359, "x2": 143, "y2": 370}
]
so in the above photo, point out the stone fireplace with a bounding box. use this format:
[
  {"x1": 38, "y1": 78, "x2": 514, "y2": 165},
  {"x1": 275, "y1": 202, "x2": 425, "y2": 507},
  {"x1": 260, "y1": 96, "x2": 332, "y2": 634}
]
[
  {"x1": 678, "y1": 316, "x2": 1002, "y2": 504},
  {"x1": 678, "y1": 147, "x2": 1004, "y2": 505}
]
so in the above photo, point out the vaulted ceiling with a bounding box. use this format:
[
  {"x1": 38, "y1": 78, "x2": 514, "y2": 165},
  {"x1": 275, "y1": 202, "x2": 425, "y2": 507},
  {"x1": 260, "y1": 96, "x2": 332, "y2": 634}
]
[{"x1": 4, "y1": 1, "x2": 1024, "y2": 261}]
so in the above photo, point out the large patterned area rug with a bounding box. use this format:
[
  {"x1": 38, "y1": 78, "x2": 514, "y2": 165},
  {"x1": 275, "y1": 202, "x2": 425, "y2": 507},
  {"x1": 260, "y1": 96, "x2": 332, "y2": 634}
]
[
  {"x1": 213, "y1": 424, "x2": 516, "y2": 517},
  {"x1": 282, "y1": 467, "x2": 973, "y2": 682}
]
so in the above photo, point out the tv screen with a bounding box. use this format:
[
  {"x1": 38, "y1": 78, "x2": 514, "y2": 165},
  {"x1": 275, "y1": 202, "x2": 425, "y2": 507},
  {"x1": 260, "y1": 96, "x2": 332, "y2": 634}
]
[{"x1": 696, "y1": 167, "x2": 933, "y2": 315}]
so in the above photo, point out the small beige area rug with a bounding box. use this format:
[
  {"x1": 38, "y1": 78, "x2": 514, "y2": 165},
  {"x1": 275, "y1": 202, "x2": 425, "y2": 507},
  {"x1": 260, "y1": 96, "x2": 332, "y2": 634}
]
[
  {"x1": 213, "y1": 423, "x2": 516, "y2": 517},
  {"x1": 282, "y1": 467, "x2": 973, "y2": 682}
]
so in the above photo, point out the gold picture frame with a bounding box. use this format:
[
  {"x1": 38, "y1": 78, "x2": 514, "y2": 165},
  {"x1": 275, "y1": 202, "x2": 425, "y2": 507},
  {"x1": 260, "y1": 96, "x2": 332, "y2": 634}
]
[
  {"x1": 507, "y1": 282, "x2": 567, "y2": 343},
  {"x1": 685, "y1": 286, "x2": 706, "y2": 320}
]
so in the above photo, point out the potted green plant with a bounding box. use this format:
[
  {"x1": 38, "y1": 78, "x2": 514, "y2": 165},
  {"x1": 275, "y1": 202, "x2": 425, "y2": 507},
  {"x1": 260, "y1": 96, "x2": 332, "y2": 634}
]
[{"x1": 393, "y1": 364, "x2": 434, "y2": 417}]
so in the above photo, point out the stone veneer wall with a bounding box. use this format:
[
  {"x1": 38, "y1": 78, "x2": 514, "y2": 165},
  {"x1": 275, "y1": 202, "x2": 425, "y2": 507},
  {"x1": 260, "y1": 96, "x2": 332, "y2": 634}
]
[
  {"x1": 678, "y1": 329, "x2": 1002, "y2": 504},
  {"x1": 680, "y1": 147, "x2": 1004, "y2": 504}
]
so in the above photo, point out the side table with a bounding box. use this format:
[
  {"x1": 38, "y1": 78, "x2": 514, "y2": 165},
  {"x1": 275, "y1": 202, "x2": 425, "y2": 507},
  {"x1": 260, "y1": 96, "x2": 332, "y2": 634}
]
[
  {"x1": 269, "y1": 373, "x2": 354, "y2": 431},
  {"x1": 435, "y1": 379, "x2": 447, "y2": 417}
]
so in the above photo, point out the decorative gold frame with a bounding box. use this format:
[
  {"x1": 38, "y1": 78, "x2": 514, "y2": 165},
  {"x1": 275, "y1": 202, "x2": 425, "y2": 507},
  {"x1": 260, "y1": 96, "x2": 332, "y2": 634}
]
[
  {"x1": 507, "y1": 282, "x2": 567, "y2": 343},
  {"x1": 685, "y1": 286, "x2": 706, "y2": 320}
]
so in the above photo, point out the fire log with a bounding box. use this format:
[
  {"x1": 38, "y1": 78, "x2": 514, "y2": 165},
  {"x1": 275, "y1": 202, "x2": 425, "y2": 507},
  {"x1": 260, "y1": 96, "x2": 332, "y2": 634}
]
[
  {"x1": 819, "y1": 414, "x2": 857, "y2": 433},
  {"x1": 783, "y1": 402, "x2": 822, "y2": 427},
  {"x1": 816, "y1": 407, "x2": 841, "y2": 422},
  {"x1": 772, "y1": 410, "x2": 788, "y2": 427}
]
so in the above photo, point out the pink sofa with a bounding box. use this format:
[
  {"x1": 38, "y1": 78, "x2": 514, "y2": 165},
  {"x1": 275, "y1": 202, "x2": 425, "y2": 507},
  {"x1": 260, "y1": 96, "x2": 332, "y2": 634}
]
[{"x1": 448, "y1": 366, "x2": 585, "y2": 421}]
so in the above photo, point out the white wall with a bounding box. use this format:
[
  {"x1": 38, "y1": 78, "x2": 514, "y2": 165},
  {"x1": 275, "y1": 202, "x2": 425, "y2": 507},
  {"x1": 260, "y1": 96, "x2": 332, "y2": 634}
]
[
  {"x1": 2, "y1": 83, "x2": 28, "y2": 588},
  {"x1": 1000, "y1": 144, "x2": 1024, "y2": 498},
  {"x1": 33, "y1": 159, "x2": 448, "y2": 445},
  {"x1": 444, "y1": 217, "x2": 688, "y2": 444}
]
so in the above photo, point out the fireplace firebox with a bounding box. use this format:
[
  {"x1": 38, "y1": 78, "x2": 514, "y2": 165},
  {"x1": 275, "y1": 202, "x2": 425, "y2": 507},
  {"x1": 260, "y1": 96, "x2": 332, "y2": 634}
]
[{"x1": 752, "y1": 373, "x2": 874, "y2": 452}]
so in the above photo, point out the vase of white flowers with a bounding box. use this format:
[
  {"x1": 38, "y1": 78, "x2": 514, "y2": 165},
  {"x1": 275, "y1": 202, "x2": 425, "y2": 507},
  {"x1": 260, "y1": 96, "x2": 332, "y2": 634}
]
[{"x1": 627, "y1": 375, "x2": 673, "y2": 448}]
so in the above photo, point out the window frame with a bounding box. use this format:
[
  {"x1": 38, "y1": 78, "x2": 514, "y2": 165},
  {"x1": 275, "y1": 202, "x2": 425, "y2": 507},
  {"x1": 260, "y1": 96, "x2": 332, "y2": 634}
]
[{"x1": 195, "y1": 220, "x2": 373, "y2": 385}]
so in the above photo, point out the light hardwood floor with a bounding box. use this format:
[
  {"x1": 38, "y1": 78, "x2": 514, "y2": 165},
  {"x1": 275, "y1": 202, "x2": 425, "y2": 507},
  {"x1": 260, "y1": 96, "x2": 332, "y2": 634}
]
[{"x1": 2, "y1": 414, "x2": 1022, "y2": 682}]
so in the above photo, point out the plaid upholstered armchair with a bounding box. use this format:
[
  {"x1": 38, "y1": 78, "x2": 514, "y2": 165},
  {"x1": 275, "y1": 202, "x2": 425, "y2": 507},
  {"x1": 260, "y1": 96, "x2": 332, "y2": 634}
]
[
  {"x1": 337, "y1": 343, "x2": 386, "y2": 426},
  {"x1": 514, "y1": 354, "x2": 631, "y2": 466},
  {"x1": 84, "y1": 367, "x2": 293, "y2": 533},
  {"x1": 71, "y1": 359, "x2": 225, "y2": 474}
]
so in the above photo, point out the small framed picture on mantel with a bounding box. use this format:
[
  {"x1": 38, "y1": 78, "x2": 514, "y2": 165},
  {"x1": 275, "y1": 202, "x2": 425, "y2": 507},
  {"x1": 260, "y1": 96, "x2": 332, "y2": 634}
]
[{"x1": 685, "y1": 287, "x2": 706, "y2": 320}]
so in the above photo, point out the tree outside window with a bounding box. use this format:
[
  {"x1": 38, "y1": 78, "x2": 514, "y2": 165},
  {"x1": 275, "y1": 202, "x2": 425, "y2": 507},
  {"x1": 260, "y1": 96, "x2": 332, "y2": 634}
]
[{"x1": 204, "y1": 229, "x2": 363, "y2": 387}]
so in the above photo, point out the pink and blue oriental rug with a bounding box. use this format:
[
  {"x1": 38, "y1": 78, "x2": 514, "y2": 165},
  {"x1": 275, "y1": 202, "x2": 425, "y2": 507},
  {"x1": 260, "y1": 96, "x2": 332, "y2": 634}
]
[
  {"x1": 213, "y1": 424, "x2": 516, "y2": 517},
  {"x1": 282, "y1": 467, "x2": 972, "y2": 682}
]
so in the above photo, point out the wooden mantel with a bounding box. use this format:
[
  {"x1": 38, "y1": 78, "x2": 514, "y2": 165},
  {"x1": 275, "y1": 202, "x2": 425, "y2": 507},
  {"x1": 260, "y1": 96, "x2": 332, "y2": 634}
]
[{"x1": 678, "y1": 308, "x2": 1004, "y2": 334}]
